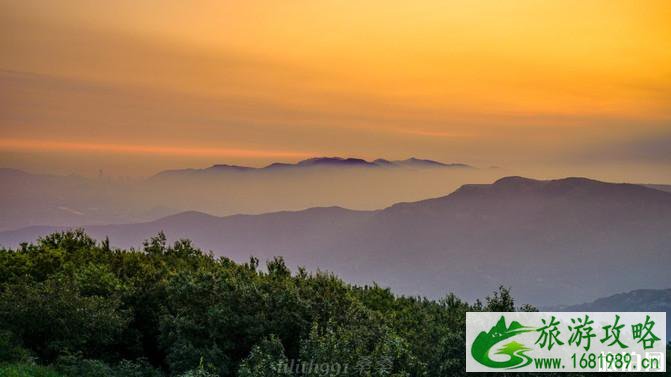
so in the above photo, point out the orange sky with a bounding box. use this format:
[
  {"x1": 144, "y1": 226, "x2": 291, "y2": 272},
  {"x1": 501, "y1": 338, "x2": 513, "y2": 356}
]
[{"x1": 1, "y1": 0, "x2": 670, "y2": 179}]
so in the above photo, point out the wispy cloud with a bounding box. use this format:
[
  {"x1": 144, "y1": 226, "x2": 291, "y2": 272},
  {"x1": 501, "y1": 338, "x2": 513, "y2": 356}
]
[
  {"x1": 0, "y1": 138, "x2": 313, "y2": 159},
  {"x1": 396, "y1": 129, "x2": 479, "y2": 138}
]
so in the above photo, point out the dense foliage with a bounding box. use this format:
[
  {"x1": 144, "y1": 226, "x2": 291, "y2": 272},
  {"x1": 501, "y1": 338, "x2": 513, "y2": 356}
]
[{"x1": 0, "y1": 231, "x2": 659, "y2": 377}]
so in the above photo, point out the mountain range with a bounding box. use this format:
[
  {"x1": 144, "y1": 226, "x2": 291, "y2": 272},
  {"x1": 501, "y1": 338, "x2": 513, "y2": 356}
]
[
  {"x1": 152, "y1": 157, "x2": 472, "y2": 178},
  {"x1": 2, "y1": 176, "x2": 670, "y2": 306},
  {"x1": 0, "y1": 157, "x2": 494, "y2": 231},
  {"x1": 549, "y1": 289, "x2": 671, "y2": 339}
]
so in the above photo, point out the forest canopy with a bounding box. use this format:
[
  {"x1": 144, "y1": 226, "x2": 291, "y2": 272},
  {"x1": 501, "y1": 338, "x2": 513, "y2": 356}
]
[{"x1": 0, "y1": 230, "x2": 580, "y2": 377}]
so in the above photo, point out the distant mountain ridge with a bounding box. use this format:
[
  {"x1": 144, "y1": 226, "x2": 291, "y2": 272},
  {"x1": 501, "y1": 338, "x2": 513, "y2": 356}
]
[
  {"x1": 553, "y1": 288, "x2": 671, "y2": 312},
  {"x1": 0, "y1": 161, "x2": 493, "y2": 231},
  {"x1": 547, "y1": 288, "x2": 671, "y2": 339},
  {"x1": 152, "y1": 157, "x2": 472, "y2": 178},
  {"x1": 2, "y1": 176, "x2": 670, "y2": 306},
  {"x1": 643, "y1": 184, "x2": 671, "y2": 193}
]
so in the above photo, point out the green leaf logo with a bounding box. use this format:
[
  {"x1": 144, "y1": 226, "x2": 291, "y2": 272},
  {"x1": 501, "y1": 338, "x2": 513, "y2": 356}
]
[{"x1": 471, "y1": 316, "x2": 536, "y2": 369}]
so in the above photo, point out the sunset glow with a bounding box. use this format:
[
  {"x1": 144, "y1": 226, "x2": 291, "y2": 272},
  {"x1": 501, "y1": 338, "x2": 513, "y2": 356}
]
[
  {"x1": 1, "y1": 0, "x2": 670, "y2": 177},
  {"x1": 0, "y1": 138, "x2": 313, "y2": 159}
]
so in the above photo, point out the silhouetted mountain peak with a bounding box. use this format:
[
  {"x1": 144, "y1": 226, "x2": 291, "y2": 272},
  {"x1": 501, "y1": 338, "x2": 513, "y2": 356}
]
[
  {"x1": 493, "y1": 176, "x2": 540, "y2": 187},
  {"x1": 490, "y1": 176, "x2": 667, "y2": 197},
  {"x1": 389, "y1": 176, "x2": 671, "y2": 213},
  {"x1": 297, "y1": 157, "x2": 374, "y2": 167},
  {"x1": 151, "y1": 157, "x2": 471, "y2": 178},
  {"x1": 157, "y1": 210, "x2": 218, "y2": 220},
  {"x1": 401, "y1": 157, "x2": 448, "y2": 167},
  {"x1": 153, "y1": 210, "x2": 221, "y2": 226},
  {"x1": 264, "y1": 162, "x2": 293, "y2": 169},
  {"x1": 208, "y1": 164, "x2": 254, "y2": 172},
  {"x1": 373, "y1": 158, "x2": 394, "y2": 166}
]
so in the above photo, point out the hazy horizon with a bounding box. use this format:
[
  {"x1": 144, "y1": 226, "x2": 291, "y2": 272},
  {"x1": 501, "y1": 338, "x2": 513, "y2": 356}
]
[{"x1": 2, "y1": 160, "x2": 671, "y2": 187}]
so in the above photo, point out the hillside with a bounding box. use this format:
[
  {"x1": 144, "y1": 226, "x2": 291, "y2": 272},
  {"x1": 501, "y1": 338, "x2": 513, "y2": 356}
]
[
  {"x1": 552, "y1": 288, "x2": 671, "y2": 339},
  {"x1": 2, "y1": 176, "x2": 670, "y2": 306},
  {"x1": 560, "y1": 288, "x2": 671, "y2": 312}
]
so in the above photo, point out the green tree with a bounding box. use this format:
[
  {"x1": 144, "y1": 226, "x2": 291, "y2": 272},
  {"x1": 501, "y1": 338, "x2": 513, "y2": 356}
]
[{"x1": 238, "y1": 335, "x2": 291, "y2": 377}]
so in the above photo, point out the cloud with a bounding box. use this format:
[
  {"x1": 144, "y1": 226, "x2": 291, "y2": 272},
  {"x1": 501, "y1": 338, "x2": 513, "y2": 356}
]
[{"x1": 0, "y1": 138, "x2": 313, "y2": 159}]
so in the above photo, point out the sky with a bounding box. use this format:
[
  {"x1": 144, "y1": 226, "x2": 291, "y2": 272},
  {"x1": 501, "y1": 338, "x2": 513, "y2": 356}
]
[{"x1": 1, "y1": 0, "x2": 670, "y2": 180}]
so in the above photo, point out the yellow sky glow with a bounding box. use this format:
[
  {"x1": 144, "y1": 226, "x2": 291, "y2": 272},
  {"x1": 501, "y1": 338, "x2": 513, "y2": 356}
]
[
  {"x1": 0, "y1": 0, "x2": 670, "y2": 177},
  {"x1": 0, "y1": 139, "x2": 313, "y2": 159}
]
